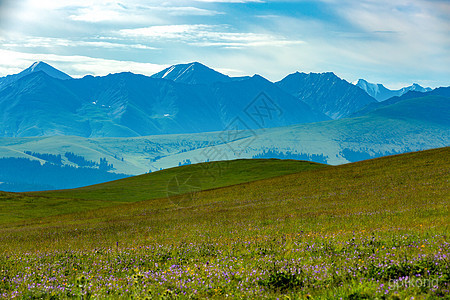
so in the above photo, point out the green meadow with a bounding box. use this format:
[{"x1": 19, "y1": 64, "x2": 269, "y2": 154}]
[
  {"x1": 0, "y1": 148, "x2": 449, "y2": 299},
  {"x1": 0, "y1": 159, "x2": 323, "y2": 224}
]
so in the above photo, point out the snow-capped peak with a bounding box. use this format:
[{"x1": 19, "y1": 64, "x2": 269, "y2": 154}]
[
  {"x1": 355, "y1": 79, "x2": 433, "y2": 101},
  {"x1": 30, "y1": 61, "x2": 43, "y2": 72},
  {"x1": 151, "y1": 62, "x2": 231, "y2": 85},
  {"x1": 0, "y1": 61, "x2": 72, "y2": 90},
  {"x1": 161, "y1": 66, "x2": 176, "y2": 79},
  {"x1": 21, "y1": 61, "x2": 72, "y2": 80}
]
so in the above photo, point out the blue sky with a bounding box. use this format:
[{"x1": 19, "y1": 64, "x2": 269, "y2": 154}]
[{"x1": 0, "y1": 0, "x2": 449, "y2": 88}]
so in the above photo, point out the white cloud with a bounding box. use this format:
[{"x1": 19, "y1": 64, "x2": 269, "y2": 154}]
[
  {"x1": 13, "y1": 0, "x2": 220, "y2": 26},
  {"x1": 1, "y1": 0, "x2": 449, "y2": 88},
  {"x1": 120, "y1": 24, "x2": 212, "y2": 39},
  {"x1": 194, "y1": 0, "x2": 263, "y2": 2},
  {"x1": 2, "y1": 36, "x2": 158, "y2": 50},
  {"x1": 68, "y1": 3, "x2": 220, "y2": 23},
  {"x1": 163, "y1": 6, "x2": 222, "y2": 16},
  {"x1": 69, "y1": 6, "x2": 127, "y2": 23},
  {"x1": 328, "y1": 0, "x2": 450, "y2": 74},
  {"x1": 119, "y1": 24, "x2": 304, "y2": 48}
]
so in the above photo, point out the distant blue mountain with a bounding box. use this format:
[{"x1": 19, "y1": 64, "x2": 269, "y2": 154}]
[
  {"x1": 276, "y1": 72, "x2": 377, "y2": 119},
  {"x1": 354, "y1": 79, "x2": 432, "y2": 101},
  {"x1": 0, "y1": 61, "x2": 71, "y2": 91},
  {"x1": 0, "y1": 64, "x2": 329, "y2": 137},
  {"x1": 1, "y1": 61, "x2": 446, "y2": 140}
]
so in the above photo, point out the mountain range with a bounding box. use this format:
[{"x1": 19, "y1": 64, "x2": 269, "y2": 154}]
[
  {"x1": 354, "y1": 79, "x2": 432, "y2": 101},
  {"x1": 0, "y1": 61, "x2": 438, "y2": 138},
  {"x1": 0, "y1": 69, "x2": 328, "y2": 137},
  {"x1": 276, "y1": 72, "x2": 377, "y2": 119}
]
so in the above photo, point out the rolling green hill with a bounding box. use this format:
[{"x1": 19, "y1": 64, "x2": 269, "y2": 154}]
[
  {"x1": 0, "y1": 148, "x2": 448, "y2": 299},
  {"x1": 0, "y1": 159, "x2": 324, "y2": 223}
]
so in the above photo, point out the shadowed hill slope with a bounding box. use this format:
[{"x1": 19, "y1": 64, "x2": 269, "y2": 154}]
[{"x1": 0, "y1": 159, "x2": 324, "y2": 223}]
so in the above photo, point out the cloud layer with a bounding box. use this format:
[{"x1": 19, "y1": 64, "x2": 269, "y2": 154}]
[{"x1": 0, "y1": 0, "x2": 449, "y2": 88}]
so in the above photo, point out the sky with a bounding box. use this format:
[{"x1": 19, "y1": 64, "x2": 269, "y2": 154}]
[{"x1": 0, "y1": 0, "x2": 449, "y2": 89}]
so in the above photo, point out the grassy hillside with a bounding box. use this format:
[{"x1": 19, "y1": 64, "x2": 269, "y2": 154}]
[
  {"x1": 0, "y1": 148, "x2": 448, "y2": 299},
  {"x1": 0, "y1": 159, "x2": 323, "y2": 224}
]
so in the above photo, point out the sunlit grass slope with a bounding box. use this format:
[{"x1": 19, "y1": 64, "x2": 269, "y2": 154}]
[
  {"x1": 0, "y1": 147, "x2": 448, "y2": 298},
  {"x1": 0, "y1": 159, "x2": 323, "y2": 224}
]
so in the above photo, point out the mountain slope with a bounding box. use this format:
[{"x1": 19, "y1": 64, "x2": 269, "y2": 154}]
[
  {"x1": 67, "y1": 72, "x2": 329, "y2": 136},
  {"x1": 0, "y1": 72, "x2": 89, "y2": 137},
  {"x1": 366, "y1": 95, "x2": 450, "y2": 126},
  {"x1": 151, "y1": 62, "x2": 232, "y2": 85},
  {"x1": 197, "y1": 74, "x2": 330, "y2": 129},
  {"x1": 0, "y1": 61, "x2": 71, "y2": 91},
  {"x1": 276, "y1": 72, "x2": 377, "y2": 119},
  {"x1": 66, "y1": 72, "x2": 226, "y2": 137},
  {"x1": 355, "y1": 79, "x2": 432, "y2": 101},
  {"x1": 352, "y1": 86, "x2": 450, "y2": 117}
]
